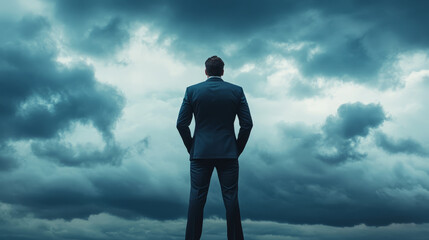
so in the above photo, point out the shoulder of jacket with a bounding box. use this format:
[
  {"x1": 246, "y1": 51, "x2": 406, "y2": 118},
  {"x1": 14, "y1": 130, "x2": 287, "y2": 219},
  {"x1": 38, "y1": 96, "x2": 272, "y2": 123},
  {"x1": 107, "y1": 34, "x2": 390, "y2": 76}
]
[
  {"x1": 187, "y1": 81, "x2": 205, "y2": 90},
  {"x1": 222, "y1": 80, "x2": 242, "y2": 90},
  {"x1": 187, "y1": 80, "x2": 243, "y2": 92}
]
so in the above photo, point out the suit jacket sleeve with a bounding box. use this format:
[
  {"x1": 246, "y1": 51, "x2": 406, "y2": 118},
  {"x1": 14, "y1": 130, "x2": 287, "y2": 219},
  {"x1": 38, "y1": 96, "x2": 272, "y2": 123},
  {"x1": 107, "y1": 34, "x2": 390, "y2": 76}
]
[
  {"x1": 176, "y1": 87, "x2": 193, "y2": 153},
  {"x1": 236, "y1": 87, "x2": 253, "y2": 156}
]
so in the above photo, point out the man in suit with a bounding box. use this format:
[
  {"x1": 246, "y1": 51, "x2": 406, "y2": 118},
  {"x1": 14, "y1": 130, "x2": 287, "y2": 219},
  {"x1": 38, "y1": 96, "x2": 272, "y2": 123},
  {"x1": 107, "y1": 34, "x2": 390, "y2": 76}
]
[{"x1": 177, "y1": 56, "x2": 253, "y2": 240}]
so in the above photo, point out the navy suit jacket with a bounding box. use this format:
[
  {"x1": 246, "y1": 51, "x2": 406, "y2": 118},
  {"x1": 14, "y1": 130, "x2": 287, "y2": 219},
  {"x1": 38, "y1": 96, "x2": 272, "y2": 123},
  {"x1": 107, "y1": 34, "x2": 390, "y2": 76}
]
[{"x1": 176, "y1": 76, "x2": 253, "y2": 160}]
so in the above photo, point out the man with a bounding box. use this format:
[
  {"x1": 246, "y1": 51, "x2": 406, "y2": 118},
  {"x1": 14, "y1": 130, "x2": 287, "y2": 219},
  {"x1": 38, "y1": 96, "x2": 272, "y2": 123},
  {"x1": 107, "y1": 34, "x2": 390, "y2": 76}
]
[{"x1": 176, "y1": 56, "x2": 253, "y2": 240}]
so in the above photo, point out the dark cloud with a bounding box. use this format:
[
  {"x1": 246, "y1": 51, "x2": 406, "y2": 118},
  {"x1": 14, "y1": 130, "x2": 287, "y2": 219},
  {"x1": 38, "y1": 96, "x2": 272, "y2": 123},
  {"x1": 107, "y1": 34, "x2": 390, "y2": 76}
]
[
  {"x1": 52, "y1": 0, "x2": 161, "y2": 58},
  {"x1": 0, "y1": 167, "x2": 186, "y2": 221},
  {"x1": 296, "y1": 36, "x2": 381, "y2": 81},
  {"x1": 0, "y1": 47, "x2": 124, "y2": 142},
  {"x1": 375, "y1": 132, "x2": 428, "y2": 156},
  {"x1": 51, "y1": 0, "x2": 301, "y2": 66},
  {"x1": 18, "y1": 15, "x2": 50, "y2": 39},
  {"x1": 0, "y1": 15, "x2": 126, "y2": 165},
  {"x1": 51, "y1": 0, "x2": 429, "y2": 87},
  {"x1": 2, "y1": 205, "x2": 429, "y2": 240},
  {"x1": 1, "y1": 101, "x2": 394, "y2": 226},
  {"x1": 236, "y1": 128, "x2": 429, "y2": 227},
  {"x1": 319, "y1": 102, "x2": 386, "y2": 164},
  {"x1": 231, "y1": 102, "x2": 428, "y2": 227},
  {"x1": 31, "y1": 138, "x2": 125, "y2": 167},
  {"x1": 0, "y1": 59, "x2": 123, "y2": 141},
  {"x1": 0, "y1": 144, "x2": 19, "y2": 172},
  {"x1": 323, "y1": 102, "x2": 386, "y2": 139},
  {"x1": 1, "y1": 2, "x2": 429, "y2": 239},
  {"x1": 0, "y1": 15, "x2": 49, "y2": 44},
  {"x1": 171, "y1": 102, "x2": 412, "y2": 227},
  {"x1": 73, "y1": 17, "x2": 130, "y2": 57},
  {"x1": 0, "y1": 135, "x2": 185, "y2": 221},
  {"x1": 0, "y1": 137, "x2": 187, "y2": 221}
]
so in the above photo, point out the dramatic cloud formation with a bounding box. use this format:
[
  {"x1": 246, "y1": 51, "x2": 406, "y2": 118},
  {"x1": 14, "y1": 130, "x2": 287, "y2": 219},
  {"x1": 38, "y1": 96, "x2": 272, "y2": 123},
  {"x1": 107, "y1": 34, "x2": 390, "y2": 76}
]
[
  {"x1": 0, "y1": 14, "x2": 125, "y2": 169},
  {"x1": 375, "y1": 132, "x2": 428, "y2": 157},
  {"x1": 52, "y1": 0, "x2": 429, "y2": 88},
  {"x1": 1, "y1": 0, "x2": 429, "y2": 239}
]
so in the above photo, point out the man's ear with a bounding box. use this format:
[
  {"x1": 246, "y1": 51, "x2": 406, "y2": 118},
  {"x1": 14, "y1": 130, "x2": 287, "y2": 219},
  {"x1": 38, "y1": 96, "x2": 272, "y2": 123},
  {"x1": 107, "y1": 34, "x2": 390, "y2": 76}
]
[
  {"x1": 221, "y1": 69, "x2": 224, "y2": 76},
  {"x1": 205, "y1": 69, "x2": 208, "y2": 76}
]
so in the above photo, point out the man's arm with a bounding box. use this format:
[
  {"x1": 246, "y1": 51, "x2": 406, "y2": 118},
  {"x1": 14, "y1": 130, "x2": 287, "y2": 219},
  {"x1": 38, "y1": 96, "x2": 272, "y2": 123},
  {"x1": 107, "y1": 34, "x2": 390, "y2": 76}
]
[
  {"x1": 176, "y1": 87, "x2": 193, "y2": 153},
  {"x1": 236, "y1": 87, "x2": 253, "y2": 156}
]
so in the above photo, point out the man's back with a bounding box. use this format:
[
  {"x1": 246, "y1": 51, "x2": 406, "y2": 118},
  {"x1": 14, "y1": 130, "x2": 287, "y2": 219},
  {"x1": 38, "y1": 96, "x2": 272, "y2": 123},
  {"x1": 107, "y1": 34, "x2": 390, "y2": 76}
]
[
  {"x1": 176, "y1": 76, "x2": 253, "y2": 160},
  {"x1": 177, "y1": 56, "x2": 250, "y2": 240}
]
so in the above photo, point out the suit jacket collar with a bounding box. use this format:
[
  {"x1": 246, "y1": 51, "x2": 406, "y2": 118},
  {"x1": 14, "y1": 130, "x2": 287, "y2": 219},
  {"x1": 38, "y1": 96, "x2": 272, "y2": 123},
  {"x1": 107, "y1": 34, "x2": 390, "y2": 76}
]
[{"x1": 206, "y1": 76, "x2": 223, "y2": 81}]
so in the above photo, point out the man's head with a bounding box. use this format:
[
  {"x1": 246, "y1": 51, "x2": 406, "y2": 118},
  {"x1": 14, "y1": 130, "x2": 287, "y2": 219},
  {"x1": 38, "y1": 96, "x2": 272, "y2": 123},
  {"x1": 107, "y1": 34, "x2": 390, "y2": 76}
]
[{"x1": 205, "y1": 56, "x2": 224, "y2": 77}]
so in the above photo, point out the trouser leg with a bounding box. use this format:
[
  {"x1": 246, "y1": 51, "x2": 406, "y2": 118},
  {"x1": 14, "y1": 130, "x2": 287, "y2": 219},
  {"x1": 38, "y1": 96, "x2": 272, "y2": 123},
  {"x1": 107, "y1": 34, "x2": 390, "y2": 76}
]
[
  {"x1": 216, "y1": 159, "x2": 244, "y2": 240},
  {"x1": 186, "y1": 159, "x2": 214, "y2": 240}
]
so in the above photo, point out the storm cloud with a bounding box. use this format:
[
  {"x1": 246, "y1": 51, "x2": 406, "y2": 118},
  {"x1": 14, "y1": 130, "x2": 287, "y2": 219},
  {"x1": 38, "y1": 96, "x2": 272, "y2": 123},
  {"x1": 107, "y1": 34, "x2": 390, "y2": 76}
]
[
  {"x1": 51, "y1": 0, "x2": 429, "y2": 88},
  {"x1": 1, "y1": 0, "x2": 429, "y2": 239},
  {"x1": 375, "y1": 132, "x2": 428, "y2": 156},
  {"x1": 236, "y1": 103, "x2": 429, "y2": 226},
  {"x1": 0, "y1": 15, "x2": 125, "y2": 168}
]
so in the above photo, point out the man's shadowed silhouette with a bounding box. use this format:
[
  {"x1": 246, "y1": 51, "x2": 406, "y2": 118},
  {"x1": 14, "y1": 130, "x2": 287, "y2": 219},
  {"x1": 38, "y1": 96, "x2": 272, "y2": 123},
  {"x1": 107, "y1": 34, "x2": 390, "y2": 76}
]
[{"x1": 177, "y1": 56, "x2": 253, "y2": 240}]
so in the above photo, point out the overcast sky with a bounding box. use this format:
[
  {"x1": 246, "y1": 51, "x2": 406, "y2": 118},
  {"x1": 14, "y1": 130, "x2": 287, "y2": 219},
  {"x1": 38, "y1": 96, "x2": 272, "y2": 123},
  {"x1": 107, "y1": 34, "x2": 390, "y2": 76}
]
[{"x1": 1, "y1": 0, "x2": 429, "y2": 239}]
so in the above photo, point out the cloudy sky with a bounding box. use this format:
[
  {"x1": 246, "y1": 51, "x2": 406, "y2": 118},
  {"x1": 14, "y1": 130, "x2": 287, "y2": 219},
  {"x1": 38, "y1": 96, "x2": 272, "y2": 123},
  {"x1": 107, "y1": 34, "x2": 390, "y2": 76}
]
[{"x1": 1, "y1": 0, "x2": 429, "y2": 239}]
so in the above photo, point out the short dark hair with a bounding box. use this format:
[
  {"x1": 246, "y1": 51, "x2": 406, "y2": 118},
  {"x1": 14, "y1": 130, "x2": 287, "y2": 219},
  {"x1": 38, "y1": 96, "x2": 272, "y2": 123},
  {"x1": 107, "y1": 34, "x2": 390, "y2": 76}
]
[{"x1": 205, "y1": 56, "x2": 224, "y2": 76}]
